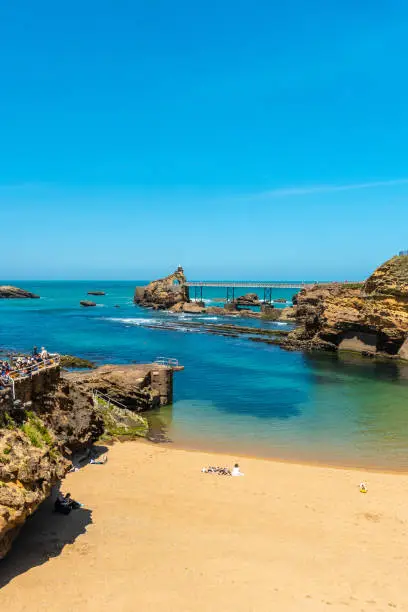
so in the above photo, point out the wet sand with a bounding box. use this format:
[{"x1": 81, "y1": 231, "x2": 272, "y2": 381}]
[{"x1": 1, "y1": 442, "x2": 408, "y2": 611}]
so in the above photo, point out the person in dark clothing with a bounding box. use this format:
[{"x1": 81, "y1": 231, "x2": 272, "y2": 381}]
[{"x1": 54, "y1": 492, "x2": 82, "y2": 515}]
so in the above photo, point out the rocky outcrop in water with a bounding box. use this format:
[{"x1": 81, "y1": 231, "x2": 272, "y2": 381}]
[
  {"x1": 170, "y1": 301, "x2": 206, "y2": 314},
  {"x1": 60, "y1": 355, "x2": 95, "y2": 369},
  {"x1": 236, "y1": 293, "x2": 260, "y2": 306},
  {"x1": 281, "y1": 255, "x2": 408, "y2": 358},
  {"x1": 0, "y1": 286, "x2": 39, "y2": 299},
  {"x1": 87, "y1": 291, "x2": 105, "y2": 296},
  {"x1": 80, "y1": 300, "x2": 96, "y2": 307},
  {"x1": 134, "y1": 266, "x2": 189, "y2": 309}
]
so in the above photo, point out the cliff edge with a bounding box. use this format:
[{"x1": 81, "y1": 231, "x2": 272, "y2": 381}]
[
  {"x1": 283, "y1": 255, "x2": 408, "y2": 358},
  {"x1": 0, "y1": 366, "x2": 103, "y2": 559}
]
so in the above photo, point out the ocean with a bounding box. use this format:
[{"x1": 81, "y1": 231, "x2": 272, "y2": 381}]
[{"x1": 1, "y1": 280, "x2": 408, "y2": 470}]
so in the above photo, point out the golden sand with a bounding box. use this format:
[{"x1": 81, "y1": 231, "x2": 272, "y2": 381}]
[{"x1": 1, "y1": 441, "x2": 408, "y2": 611}]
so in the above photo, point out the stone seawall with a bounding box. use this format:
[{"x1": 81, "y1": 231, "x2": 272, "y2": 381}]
[
  {"x1": 0, "y1": 366, "x2": 61, "y2": 414},
  {"x1": 63, "y1": 363, "x2": 177, "y2": 411}
]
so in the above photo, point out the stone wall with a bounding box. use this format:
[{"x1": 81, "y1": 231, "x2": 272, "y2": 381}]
[{"x1": 0, "y1": 367, "x2": 60, "y2": 415}]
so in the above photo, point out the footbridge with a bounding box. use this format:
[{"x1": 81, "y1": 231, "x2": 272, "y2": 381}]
[{"x1": 185, "y1": 280, "x2": 354, "y2": 303}]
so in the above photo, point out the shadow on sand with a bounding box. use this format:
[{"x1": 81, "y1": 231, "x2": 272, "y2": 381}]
[{"x1": 0, "y1": 487, "x2": 92, "y2": 590}]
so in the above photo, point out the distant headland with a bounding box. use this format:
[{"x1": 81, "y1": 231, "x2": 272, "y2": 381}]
[{"x1": 134, "y1": 255, "x2": 408, "y2": 361}]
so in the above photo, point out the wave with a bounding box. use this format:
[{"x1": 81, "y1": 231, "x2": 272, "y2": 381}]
[
  {"x1": 106, "y1": 317, "x2": 158, "y2": 326},
  {"x1": 190, "y1": 298, "x2": 213, "y2": 304}
]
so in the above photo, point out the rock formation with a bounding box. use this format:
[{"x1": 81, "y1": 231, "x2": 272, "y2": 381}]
[
  {"x1": 63, "y1": 363, "x2": 175, "y2": 410},
  {"x1": 80, "y1": 300, "x2": 96, "y2": 307},
  {"x1": 282, "y1": 255, "x2": 408, "y2": 359},
  {"x1": 235, "y1": 293, "x2": 260, "y2": 306},
  {"x1": 170, "y1": 302, "x2": 206, "y2": 314},
  {"x1": 0, "y1": 366, "x2": 103, "y2": 559},
  {"x1": 0, "y1": 286, "x2": 40, "y2": 299},
  {"x1": 134, "y1": 266, "x2": 189, "y2": 309},
  {"x1": 87, "y1": 291, "x2": 105, "y2": 296},
  {"x1": 0, "y1": 427, "x2": 68, "y2": 559},
  {"x1": 60, "y1": 355, "x2": 95, "y2": 369},
  {"x1": 0, "y1": 356, "x2": 181, "y2": 559}
]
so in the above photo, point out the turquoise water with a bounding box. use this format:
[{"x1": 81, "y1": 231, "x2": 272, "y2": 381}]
[{"x1": 1, "y1": 281, "x2": 408, "y2": 470}]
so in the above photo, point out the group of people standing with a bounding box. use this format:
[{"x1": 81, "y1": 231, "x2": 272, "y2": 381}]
[{"x1": 0, "y1": 346, "x2": 53, "y2": 389}]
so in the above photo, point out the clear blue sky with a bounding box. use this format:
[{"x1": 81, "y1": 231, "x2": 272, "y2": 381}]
[{"x1": 1, "y1": 1, "x2": 408, "y2": 280}]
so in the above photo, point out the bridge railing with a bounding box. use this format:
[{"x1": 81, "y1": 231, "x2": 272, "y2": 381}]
[
  {"x1": 92, "y1": 389, "x2": 130, "y2": 410},
  {"x1": 6, "y1": 354, "x2": 61, "y2": 382},
  {"x1": 154, "y1": 356, "x2": 179, "y2": 367},
  {"x1": 0, "y1": 354, "x2": 61, "y2": 399}
]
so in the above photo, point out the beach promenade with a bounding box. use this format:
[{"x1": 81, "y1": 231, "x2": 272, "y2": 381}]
[{"x1": 1, "y1": 442, "x2": 407, "y2": 611}]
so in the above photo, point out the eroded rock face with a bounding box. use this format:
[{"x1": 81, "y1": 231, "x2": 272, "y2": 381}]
[
  {"x1": 0, "y1": 429, "x2": 68, "y2": 559},
  {"x1": 0, "y1": 367, "x2": 104, "y2": 559},
  {"x1": 0, "y1": 286, "x2": 40, "y2": 299},
  {"x1": 283, "y1": 255, "x2": 408, "y2": 357},
  {"x1": 134, "y1": 267, "x2": 189, "y2": 309}
]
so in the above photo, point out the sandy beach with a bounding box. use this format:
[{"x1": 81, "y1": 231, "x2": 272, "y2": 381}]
[{"x1": 1, "y1": 441, "x2": 408, "y2": 612}]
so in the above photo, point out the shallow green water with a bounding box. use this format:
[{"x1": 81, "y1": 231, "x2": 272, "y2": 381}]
[{"x1": 1, "y1": 281, "x2": 408, "y2": 470}]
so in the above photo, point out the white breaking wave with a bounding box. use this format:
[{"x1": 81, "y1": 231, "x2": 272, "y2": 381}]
[
  {"x1": 105, "y1": 317, "x2": 158, "y2": 326},
  {"x1": 190, "y1": 298, "x2": 213, "y2": 304}
]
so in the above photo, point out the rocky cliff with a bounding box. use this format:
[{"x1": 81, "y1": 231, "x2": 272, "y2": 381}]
[
  {"x1": 0, "y1": 366, "x2": 103, "y2": 559},
  {"x1": 0, "y1": 286, "x2": 40, "y2": 299},
  {"x1": 282, "y1": 255, "x2": 408, "y2": 358},
  {"x1": 134, "y1": 266, "x2": 189, "y2": 309}
]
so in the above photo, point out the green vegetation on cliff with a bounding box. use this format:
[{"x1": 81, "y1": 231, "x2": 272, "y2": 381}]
[{"x1": 94, "y1": 395, "x2": 149, "y2": 440}]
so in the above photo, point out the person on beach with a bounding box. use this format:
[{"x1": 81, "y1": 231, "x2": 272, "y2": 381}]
[
  {"x1": 231, "y1": 463, "x2": 244, "y2": 476},
  {"x1": 54, "y1": 492, "x2": 82, "y2": 515}
]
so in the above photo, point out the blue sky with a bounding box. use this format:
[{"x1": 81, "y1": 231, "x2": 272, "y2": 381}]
[{"x1": 1, "y1": 1, "x2": 408, "y2": 280}]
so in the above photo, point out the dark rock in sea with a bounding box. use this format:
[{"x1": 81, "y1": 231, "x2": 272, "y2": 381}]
[
  {"x1": 87, "y1": 291, "x2": 106, "y2": 296},
  {"x1": 236, "y1": 293, "x2": 260, "y2": 306},
  {"x1": 0, "y1": 285, "x2": 40, "y2": 299},
  {"x1": 114, "y1": 304, "x2": 120, "y2": 308},
  {"x1": 80, "y1": 300, "x2": 96, "y2": 307},
  {"x1": 60, "y1": 355, "x2": 96, "y2": 369}
]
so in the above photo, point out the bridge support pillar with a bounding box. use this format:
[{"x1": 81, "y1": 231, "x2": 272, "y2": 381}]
[
  {"x1": 226, "y1": 287, "x2": 235, "y2": 302},
  {"x1": 263, "y1": 288, "x2": 272, "y2": 304}
]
